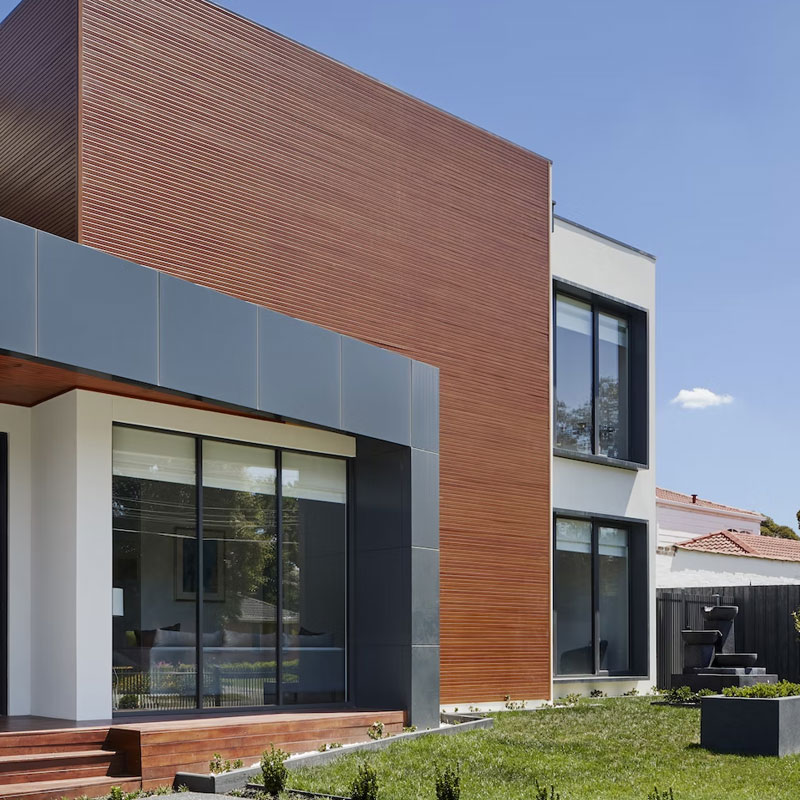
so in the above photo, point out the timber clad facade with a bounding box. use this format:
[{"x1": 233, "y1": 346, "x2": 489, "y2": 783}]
[
  {"x1": 0, "y1": 0, "x2": 77, "y2": 240},
  {"x1": 0, "y1": 0, "x2": 552, "y2": 703}
]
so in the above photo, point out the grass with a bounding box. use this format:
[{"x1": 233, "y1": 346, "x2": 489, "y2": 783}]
[{"x1": 255, "y1": 698, "x2": 800, "y2": 800}]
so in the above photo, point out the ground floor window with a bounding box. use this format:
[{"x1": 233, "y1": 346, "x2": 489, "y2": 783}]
[
  {"x1": 111, "y1": 425, "x2": 347, "y2": 712},
  {"x1": 554, "y1": 514, "x2": 648, "y2": 677}
]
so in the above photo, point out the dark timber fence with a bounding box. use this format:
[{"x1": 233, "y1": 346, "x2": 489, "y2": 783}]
[{"x1": 657, "y1": 586, "x2": 800, "y2": 689}]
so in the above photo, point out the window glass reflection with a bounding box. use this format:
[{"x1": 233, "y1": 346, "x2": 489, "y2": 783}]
[
  {"x1": 112, "y1": 427, "x2": 197, "y2": 711},
  {"x1": 555, "y1": 295, "x2": 593, "y2": 453},
  {"x1": 598, "y1": 313, "x2": 629, "y2": 459},
  {"x1": 598, "y1": 526, "x2": 630, "y2": 672},
  {"x1": 282, "y1": 453, "x2": 347, "y2": 704},
  {"x1": 202, "y1": 441, "x2": 277, "y2": 708},
  {"x1": 554, "y1": 519, "x2": 593, "y2": 675}
]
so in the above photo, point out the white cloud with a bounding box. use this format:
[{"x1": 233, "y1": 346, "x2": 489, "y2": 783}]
[{"x1": 671, "y1": 387, "x2": 734, "y2": 410}]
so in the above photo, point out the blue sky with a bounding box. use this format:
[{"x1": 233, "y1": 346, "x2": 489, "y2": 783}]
[{"x1": 3, "y1": 0, "x2": 797, "y2": 528}]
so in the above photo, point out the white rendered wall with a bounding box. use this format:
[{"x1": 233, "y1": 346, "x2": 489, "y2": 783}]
[
  {"x1": 31, "y1": 392, "x2": 81, "y2": 718},
  {"x1": 657, "y1": 501, "x2": 762, "y2": 548},
  {"x1": 0, "y1": 404, "x2": 32, "y2": 715},
  {"x1": 551, "y1": 218, "x2": 656, "y2": 697},
  {"x1": 657, "y1": 549, "x2": 800, "y2": 588}
]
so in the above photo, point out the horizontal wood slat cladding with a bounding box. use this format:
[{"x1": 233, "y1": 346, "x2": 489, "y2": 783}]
[
  {"x1": 75, "y1": 0, "x2": 551, "y2": 702},
  {"x1": 0, "y1": 0, "x2": 78, "y2": 239}
]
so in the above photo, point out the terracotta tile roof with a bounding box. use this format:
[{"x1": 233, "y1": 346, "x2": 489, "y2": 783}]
[
  {"x1": 675, "y1": 530, "x2": 800, "y2": 562},
  {"x1": 656, "y1": 487, "x2": 762, "y2": 517}
]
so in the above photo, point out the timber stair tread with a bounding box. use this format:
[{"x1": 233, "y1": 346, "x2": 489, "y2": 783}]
[
  {"x1": 0, "y1": 773, "x2": 141, "y2": 800},
  {"x1": 0, "y1": 748, "x2": 116, "y2": 765}
]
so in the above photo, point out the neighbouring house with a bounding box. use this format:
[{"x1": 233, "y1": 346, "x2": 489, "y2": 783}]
[
  {"x1": 0, "y1": 0, "x2": 656, "y2": 793},
  {"x1": 653, "y1": 488, "x2": 800, "y2": 587}
]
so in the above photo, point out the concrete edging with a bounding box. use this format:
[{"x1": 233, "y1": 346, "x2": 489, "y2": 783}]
[{"x1": 174, "y1": 714, "x2": 492, "y2": 793}]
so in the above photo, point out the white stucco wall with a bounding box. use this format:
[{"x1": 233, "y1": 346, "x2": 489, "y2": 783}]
[
  {"x1": 657, "y1": 500, "x2": 762, "y2": 548},
  {"x1": 551, "y1": 218, "x2": 656, "y2": 698},
  {"x1": 0, "y1": 403, "x2": 32, "y2": 715},
  {"x1": 657, "y1": 549, "x2": 800, "y2": 588},
  {"x1": 4, "y1": 389, "x2": 355, "y2": 720}
]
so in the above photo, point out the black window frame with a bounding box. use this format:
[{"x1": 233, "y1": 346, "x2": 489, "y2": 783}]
[
  {"x1": 553, "y1": 278, "x2": 649, "y2": 469},
  {"x1": 552, "y1": 510, "x2": 649, "y2": 679},
  {"x1": 111, "y1": 422, "x2": 350, "y2": 716}
]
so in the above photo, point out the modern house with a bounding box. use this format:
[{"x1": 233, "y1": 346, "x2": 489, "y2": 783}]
[
  {"x1": 655, "y1": 489, "x2": 784, "y2": 587},
  {"x1": 0, "y1": 0, "x2": 656, "y2": 793}
]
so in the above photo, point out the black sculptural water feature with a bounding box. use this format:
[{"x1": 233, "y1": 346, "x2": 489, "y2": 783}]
[{"x1": 672, "y1": 603, "x2": 777, "y2": 691}]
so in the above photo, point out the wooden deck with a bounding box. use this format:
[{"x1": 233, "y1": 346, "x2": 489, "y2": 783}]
[{"x1": 0, "y1": 707, "x2": 405, "y2": 799}]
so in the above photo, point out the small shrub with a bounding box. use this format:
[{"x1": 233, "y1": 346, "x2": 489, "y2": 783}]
[
  {"x1": 533, "y1": 779, "x2": 560, "y2": 800},
  {"x1": 176, "y1": 786, "x2": 189, "y2": 794},
  {"x1": 622, "y1": 688, "x2": 640, "y2": 697},
  {"x1": 435, "y1": 764, "x2": 460, "y2": 800},
  {"x1": 556, "y1": 693, "x2": 581, "y2": 706},
  {"x1": 504, "y1": 694, "x2": 527, "y2": 710},
  {"x1": 664, "y1": 685, "x2": 693, "y2": 705},
  {"x1": 260, "y1": 744, "x2": 289, "y2": 797},
  {"x1": 330, "y1": 741, "x2": 343, "y2": 748},
  {"x1": 367, "y1": 720, "x2": 385, "y2": 740},
  {"x1": 351, "y1": 762, "x2": 379, "y2": 800},
  {"x1": 117, "y1": 694, "x2": 140, "y2": 710},
  {"x1": 589, "y1": 689, "x2": 606, "y2": 698},
  {"x1": 648, "y1": 788, "x2": 675, "y2": 800},
  {"x1": 402, "y1": 725, "x2": 417, "y2": 733},
  {"x1": 723, "y1": 680, "x2": 800, "y2": 698}
]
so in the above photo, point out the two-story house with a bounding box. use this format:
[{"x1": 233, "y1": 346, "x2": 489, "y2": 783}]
[{"x1": 0, "y1": 0, "x2": 656, "y2": 793}]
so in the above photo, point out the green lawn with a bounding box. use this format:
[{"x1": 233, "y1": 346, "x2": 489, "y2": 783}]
[{"x1": 273, "y1": 698, "x2": 800, "y2": 800}]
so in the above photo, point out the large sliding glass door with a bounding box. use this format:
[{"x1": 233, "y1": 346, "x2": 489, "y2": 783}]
[{"x1": 111, "y1": 425, "x2": 347, "y2": 713}]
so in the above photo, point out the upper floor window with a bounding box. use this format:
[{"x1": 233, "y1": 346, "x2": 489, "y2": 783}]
[{"x1": 554, "y1": 283, "x2": 648, "y2": 465}]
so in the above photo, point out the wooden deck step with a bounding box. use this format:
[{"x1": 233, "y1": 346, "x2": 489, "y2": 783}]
[
  {"x1": 0, "y1": 748, "x2": 122, "y2": 784},
  {"x1": 0, "y1": 774, "x2": 141, "y2": 800},
  {"x1": 0, "y1": 728, "x2": 110, "y2": 756}
]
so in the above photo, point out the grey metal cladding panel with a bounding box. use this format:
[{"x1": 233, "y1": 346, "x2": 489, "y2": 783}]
[
  {"x1": 354, "y1": 441, "x2": 410, "y2": 552},
  {"x1": 37, "y1": 232, "x2": 157, "y2": 383},
  {"x1": 353, "y1": 547, "x2": 410, "y2": 647},
  {"x1": 410, "y1": 645, "x2": 440, "y2": 728},
  {"x1": 352, "y1": 644, "x2": 409, "y2": 710},
  {"x1": 159, "y1": 275, "x2": 258, "y2": 407},
  {"x1": 411, "y1": 360, "x2": 439, "y2": 452},
  {"x1": 341, "y1": 337, "x2": 411, "y2": 445},
  {"x1": 258, "y1": 307, "x2": 340, "y2": 428},
  {"x1": 411, "y1": 546, "x2": 439, "y2": 646},
  {"x1": 411, "y1": 448, "x2": 439, "y2": 550},
  {"x1": 0, "y1": 217, "x2": 36, "y2": 355}
]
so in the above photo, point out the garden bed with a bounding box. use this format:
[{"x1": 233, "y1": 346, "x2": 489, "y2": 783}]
[{"x1": 174, "y1": 714, "x2": 492, "y2": 793}]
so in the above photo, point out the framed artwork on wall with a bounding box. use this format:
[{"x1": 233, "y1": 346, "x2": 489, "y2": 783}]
[{"x1": 174, "y1": 530, "x2": 225, "y2": 601}]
